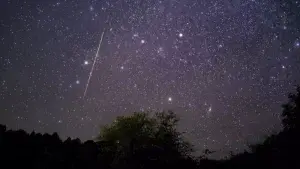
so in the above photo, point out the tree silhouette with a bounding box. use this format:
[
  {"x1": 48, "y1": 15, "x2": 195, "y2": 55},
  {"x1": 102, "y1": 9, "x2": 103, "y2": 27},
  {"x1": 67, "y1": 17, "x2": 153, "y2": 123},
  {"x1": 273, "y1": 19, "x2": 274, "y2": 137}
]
[
  {"x1": 282, "y1": 86, "x2": 300, "y2": 131},
  {"x1": 96, "y1": 111, "x2": 193, "y2": 169},
  {"x1": 229, "y1": 86, "x2": 300, "y2": 169}
]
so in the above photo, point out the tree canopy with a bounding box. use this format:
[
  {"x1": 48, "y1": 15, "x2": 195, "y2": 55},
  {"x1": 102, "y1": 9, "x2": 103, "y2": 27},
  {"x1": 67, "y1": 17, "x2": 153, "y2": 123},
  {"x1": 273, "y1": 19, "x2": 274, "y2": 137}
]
[
  {"x1": 96, "y1": 111, "x2": 193, "y2": 168},
  {"x1": 282, "y1": 86, "x2": 300, "y2": 130}
]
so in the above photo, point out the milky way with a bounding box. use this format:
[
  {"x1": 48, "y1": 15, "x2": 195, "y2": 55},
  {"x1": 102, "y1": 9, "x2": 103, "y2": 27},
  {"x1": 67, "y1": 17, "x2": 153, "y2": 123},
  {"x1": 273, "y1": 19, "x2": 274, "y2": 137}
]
[{"x1": 0, "y1": 0, "x2": 300, "y2": 158}]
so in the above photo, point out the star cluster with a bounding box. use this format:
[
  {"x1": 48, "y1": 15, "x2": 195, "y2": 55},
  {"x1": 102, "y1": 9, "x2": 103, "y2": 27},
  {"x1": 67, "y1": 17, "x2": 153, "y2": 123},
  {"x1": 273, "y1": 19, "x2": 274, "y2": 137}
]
[{"x1": 0, "y1": 0, "x2": 300, "y2": 158}]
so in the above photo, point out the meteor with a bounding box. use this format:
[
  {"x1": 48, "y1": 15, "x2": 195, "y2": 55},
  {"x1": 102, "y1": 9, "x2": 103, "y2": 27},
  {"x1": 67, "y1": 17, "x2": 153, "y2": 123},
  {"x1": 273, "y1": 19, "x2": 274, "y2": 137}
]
[{"x1": 83, "y1": 31, "x2": 105, "y2": 98}]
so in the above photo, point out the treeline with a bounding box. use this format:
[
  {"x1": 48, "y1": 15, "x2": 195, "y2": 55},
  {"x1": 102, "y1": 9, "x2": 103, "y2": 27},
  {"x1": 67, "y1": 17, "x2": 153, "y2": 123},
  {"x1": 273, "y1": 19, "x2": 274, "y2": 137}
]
[
  {"x1": 0, "y1": 112, "x2": 202, "y2": 169},
  {"x1": 0, "y1": 87, "x2": 299, "y2": 169}
]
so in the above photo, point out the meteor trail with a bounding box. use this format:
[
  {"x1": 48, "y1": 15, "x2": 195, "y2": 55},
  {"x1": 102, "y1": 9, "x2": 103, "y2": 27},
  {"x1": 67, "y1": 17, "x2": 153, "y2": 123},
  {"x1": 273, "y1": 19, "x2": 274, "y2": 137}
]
[{"x1": 83, "y1": 31, "x2": 105, "y2": 98}]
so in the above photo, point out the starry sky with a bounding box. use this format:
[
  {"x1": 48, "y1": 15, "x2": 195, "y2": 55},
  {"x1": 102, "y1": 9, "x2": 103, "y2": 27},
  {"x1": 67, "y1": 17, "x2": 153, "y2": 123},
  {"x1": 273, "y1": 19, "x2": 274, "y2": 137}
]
[{"x1": 1, "y1": 0, "x2": 300, "y2": 158}]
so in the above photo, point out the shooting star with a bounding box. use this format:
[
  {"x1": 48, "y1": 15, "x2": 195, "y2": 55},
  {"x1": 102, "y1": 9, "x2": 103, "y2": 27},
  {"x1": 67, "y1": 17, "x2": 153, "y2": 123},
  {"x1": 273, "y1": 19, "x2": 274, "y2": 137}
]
[{"x1": 83, "y1": 31, "x2": 105, "y2": 98}]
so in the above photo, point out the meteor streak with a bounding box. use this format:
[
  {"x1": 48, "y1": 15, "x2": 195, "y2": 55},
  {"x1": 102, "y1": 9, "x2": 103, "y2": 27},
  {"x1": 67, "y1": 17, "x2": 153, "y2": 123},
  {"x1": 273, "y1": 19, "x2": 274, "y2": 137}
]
[{"x1": 83, "y1": 31, "x2": 105, "y2": 98}]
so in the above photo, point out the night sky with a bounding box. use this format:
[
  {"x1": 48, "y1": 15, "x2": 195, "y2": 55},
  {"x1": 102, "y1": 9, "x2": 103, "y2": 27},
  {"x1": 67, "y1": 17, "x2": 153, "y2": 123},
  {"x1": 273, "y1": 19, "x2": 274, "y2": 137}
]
[{"x1": 0, "y1": 0, "x2": 300, "y2": 158}]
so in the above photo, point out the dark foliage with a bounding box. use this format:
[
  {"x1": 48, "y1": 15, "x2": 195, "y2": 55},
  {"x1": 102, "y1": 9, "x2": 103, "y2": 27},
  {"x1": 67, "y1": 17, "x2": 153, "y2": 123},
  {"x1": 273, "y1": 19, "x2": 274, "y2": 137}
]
[
  {"x1": 0, "y1": 111, "x2": 199, "y2": 169},
  {"x1": 221, "y1": 86, "x2": 300, "y2": 169},
  {"x1": 0, "y1": 87, "x2": 299, "y2": 169}
]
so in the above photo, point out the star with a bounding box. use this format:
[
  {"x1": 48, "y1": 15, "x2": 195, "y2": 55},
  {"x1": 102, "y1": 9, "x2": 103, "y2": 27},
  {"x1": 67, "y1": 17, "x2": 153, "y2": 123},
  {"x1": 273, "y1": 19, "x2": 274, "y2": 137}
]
[
  {"x1": 168, "y1": 97, "x2": 172, "y2": 102},
  {"x1": 179, "y1": 33, "x2": 183, "y2": 38},
  {"x1": 207, "y1": 106, "x2": 212, "y2": 117},
  {"x1": 84, "y1": 61, "x2": 89, "y2": 65},
  {"x1": 133, "y1": 33, "x2": 138, "y2": 37},
  {"x1": 141, "y1": 39, "x2": 145, "y2": 44},
  {"x1": 283, "y1": 26, "x2": 287, "y2": 30},
  {"x1": 76, "y1": 80, "x2": 80, "y2": 84},
  {"x1": 157, "y1": 47, "x2": 163, "y2": 53},
  {"x1": 89, "y1": 6, "x2": 94, "y2": 11}
]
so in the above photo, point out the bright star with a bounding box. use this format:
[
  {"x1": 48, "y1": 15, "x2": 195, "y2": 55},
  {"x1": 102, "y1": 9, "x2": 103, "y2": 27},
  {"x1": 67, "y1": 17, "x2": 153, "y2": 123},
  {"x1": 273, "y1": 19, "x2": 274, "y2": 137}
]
[
  {"x1": 84, "y1": 60, "x2": 89, "y2": 65},
  {"x1": 89, "y1": 6, "x2": 94, "y2": 11},
  {"x1": 76, "y1": 80, "x2": 80, "y2": 84},
  {"x1": 179, "y1": 33, "x2": 183, "y2": 37},
  {"x1": 141, "y1": 39, "x2": 145, "y2": 44},
  {"x1": 168, "y1": 97, "x2": 172, "y2": 102}
]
